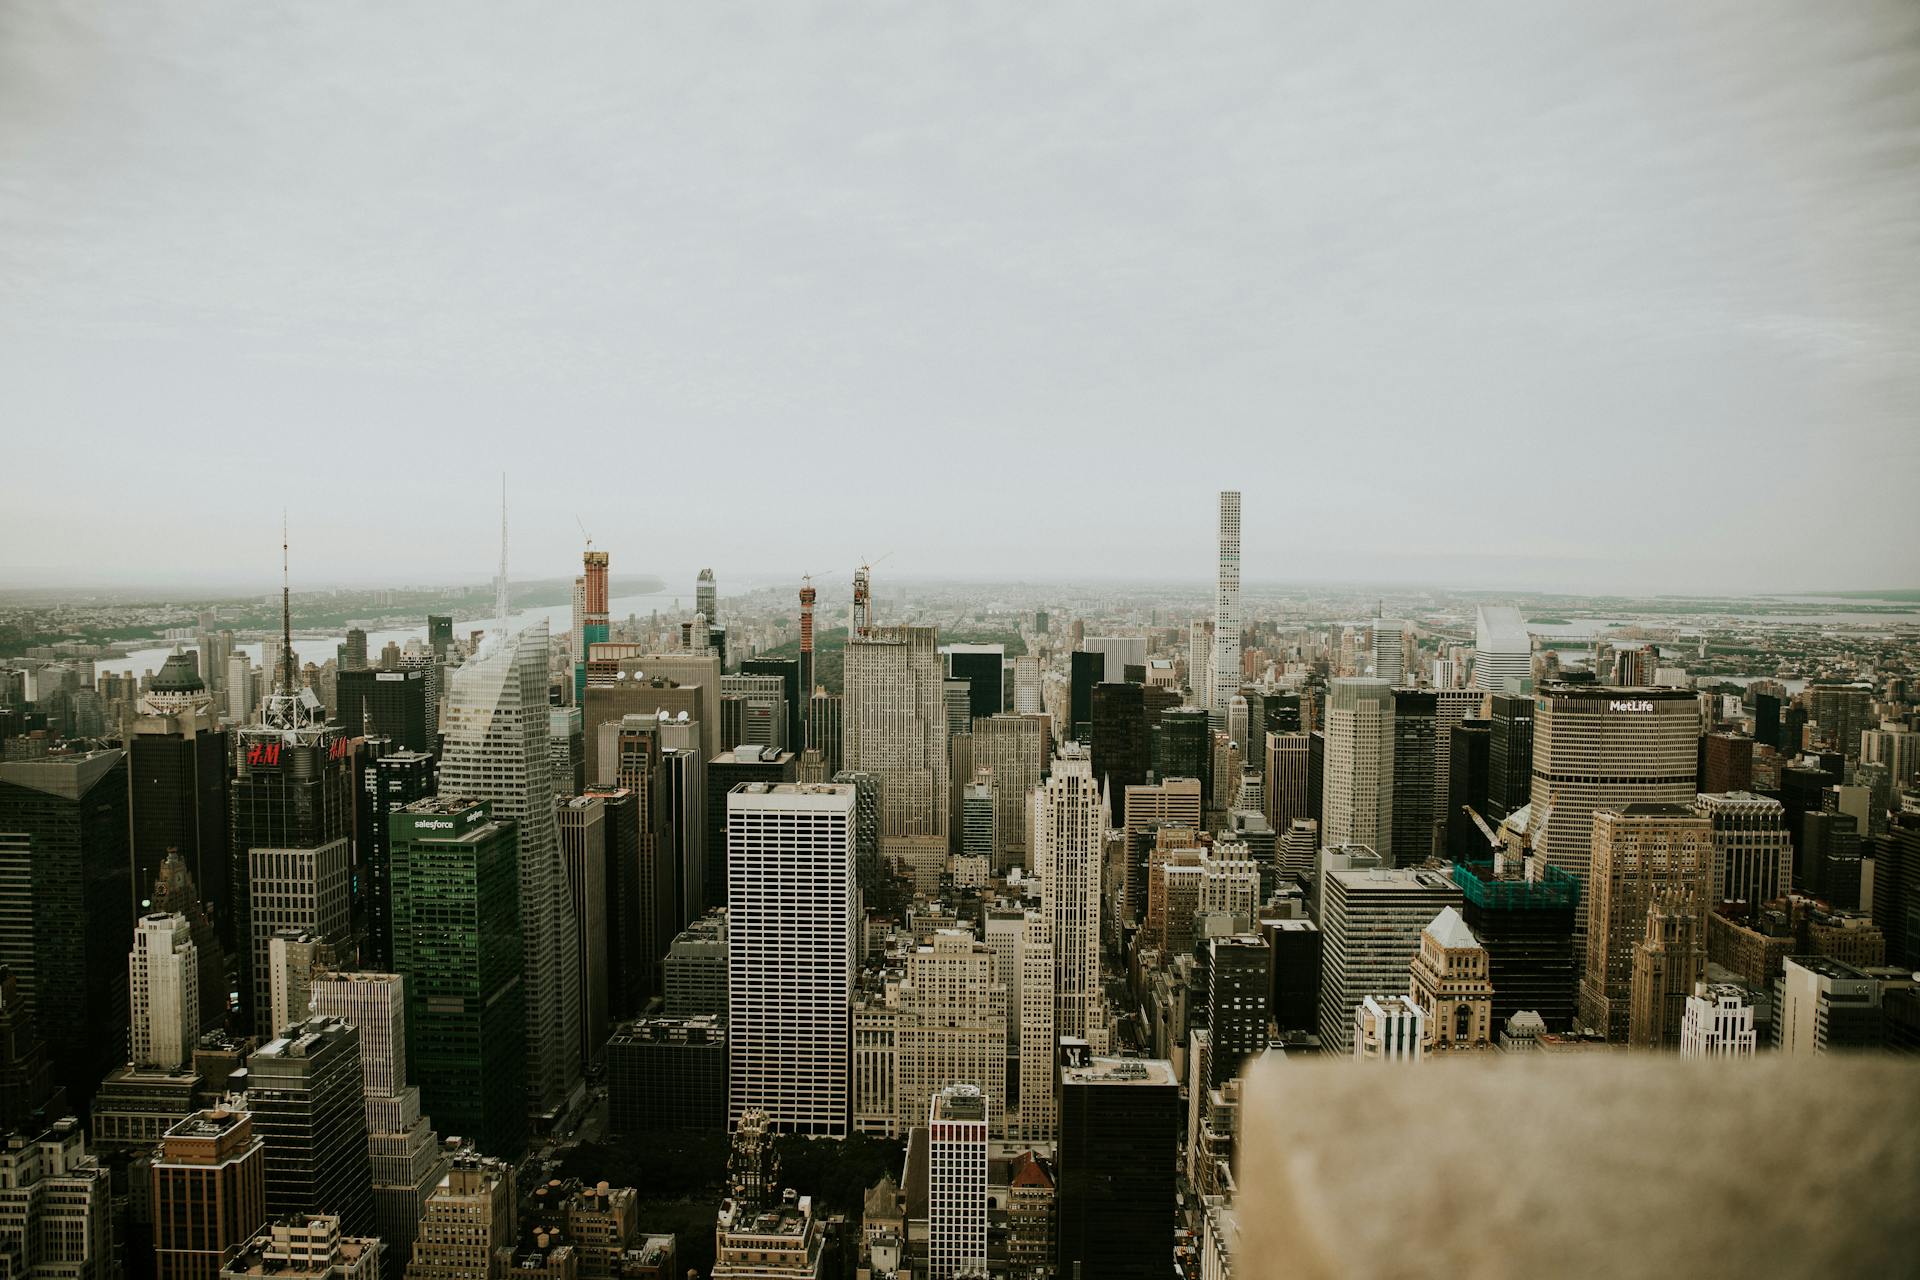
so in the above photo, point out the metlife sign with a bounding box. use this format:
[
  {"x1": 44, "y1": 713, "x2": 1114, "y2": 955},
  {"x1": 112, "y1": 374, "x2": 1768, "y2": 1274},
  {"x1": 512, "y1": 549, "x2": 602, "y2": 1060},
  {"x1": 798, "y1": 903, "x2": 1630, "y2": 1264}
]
[{"x1": 1608, "y1": 700, "x2": 1654, "y2": 712}]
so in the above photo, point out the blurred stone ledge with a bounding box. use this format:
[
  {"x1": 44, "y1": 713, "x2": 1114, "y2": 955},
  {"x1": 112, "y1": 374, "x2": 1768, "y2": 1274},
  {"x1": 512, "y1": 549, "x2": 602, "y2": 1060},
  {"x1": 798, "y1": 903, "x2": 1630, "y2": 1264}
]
[{"x1": 1235, "y1": 1054, "x2": 1919, "y2": 1279}]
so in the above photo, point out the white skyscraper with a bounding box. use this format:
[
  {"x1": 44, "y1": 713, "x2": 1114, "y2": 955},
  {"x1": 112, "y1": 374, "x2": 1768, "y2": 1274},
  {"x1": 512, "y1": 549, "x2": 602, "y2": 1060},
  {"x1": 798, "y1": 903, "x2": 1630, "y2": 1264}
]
[
  {"x1": 1371, "y1": 619, "x2": 1407, "y2": 686},
  {"x1": 727, "y1": 782, "x2": 856, "y2": 1135},
  {"x1": 437, "y1": 618, "x2": 583, "y2": 1121},
  {"x1": 1011, "y1": 655, "x2": 1043, "y2": 716},
  {"x1": 895, "y1": 931, "x2": 1007, "y2": 1138},
  {"x1": 1188, "y1": 619, "x2": 1214, "y2": 714},
  {"x1": 129, "y1": 913, "x2": 198, "y2": 1071},
  {"x1": 308, "y1": 971, "x2": 448, "y2": 1266},
  {"x1": 844, "y1": 626, "x2": 950, "y2": 839},
  {"x1": 1211, "y1": 491, "x2": 1241, "y2": 730},
  {"x1": 926, "y1": 1085, "x2": 989, "y2": 1280},
  {"x1": 1679, "y1": 982, "x2": 1758, "y2": 1059},
  {"x1": 1015, "y1": 911, "x2": 1056, "y2": 1140},
  {"x1": 1472, "y1": 605, "x2": 1533, "y2": 693},
  {"x1": 1322, "y1": 678, "x2": 1397, "y2": 864},
  {"x1": 1032, "y1": 752, "x2": 1105, "y2": 1047}
]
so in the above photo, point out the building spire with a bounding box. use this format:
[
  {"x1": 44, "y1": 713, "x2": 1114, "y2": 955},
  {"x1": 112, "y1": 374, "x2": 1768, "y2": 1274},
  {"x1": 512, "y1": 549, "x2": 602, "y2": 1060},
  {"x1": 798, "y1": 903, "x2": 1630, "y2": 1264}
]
[
  {"x1": 494, "y1": 473, "x2": 509, "y2": 633},
  {"x1": 279, "y1": 509, "x2": 295, "y2": 691}
]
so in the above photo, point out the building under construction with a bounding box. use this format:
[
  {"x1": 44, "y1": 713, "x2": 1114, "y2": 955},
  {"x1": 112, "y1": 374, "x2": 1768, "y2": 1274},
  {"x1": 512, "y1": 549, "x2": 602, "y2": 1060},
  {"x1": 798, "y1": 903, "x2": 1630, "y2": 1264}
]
[{"x1": 1451, "y1": 857, "x2": 1581, "y2": 1032}]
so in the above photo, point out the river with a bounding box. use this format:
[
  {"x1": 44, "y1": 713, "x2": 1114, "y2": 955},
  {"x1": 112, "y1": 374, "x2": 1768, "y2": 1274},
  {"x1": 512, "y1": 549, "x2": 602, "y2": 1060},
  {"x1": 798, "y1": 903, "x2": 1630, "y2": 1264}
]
[{"x1": 94, "y1": 590, "x2": 684, "y2": 680}]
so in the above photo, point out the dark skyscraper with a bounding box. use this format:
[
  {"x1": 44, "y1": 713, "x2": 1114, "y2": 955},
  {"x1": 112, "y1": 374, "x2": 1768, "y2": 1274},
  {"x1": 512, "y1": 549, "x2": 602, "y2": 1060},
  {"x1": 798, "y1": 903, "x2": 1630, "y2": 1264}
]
[
  {"x1": 1452, "y1": 860, "x2": 1580, "y2": 1031},
  {"x1": 389, "y1": 797, "x2": 526, "y2": 1161},
  {"x1": 1446, "y1": 718, "x2": 1493, "y2": 859},
  {"x1": 945, "y1": 645, "x2": 1005, "y2": 720},
  {"x1": 427, "y1": 616, "x2": 453, "y2": 661},
  {"x1": 806, "y1": 691, "x2": 844, "y2": 776},
  {"x1": 1091, "y1": 682, "x2": 1152, "y2": 823},
  {"x1": 704, "y1": 746, "x2": 796, "y2": 909},
  {"x1": 1068, "y1": 651, "x2": 1102, "y2": 741},
  {"x1": 355, "y1": 747, "x2": 436, "y2": 973},
  {"x1": 1391, "y1": 689, "x2": 1438, "y2": 866},
  {"x1": 245, "y1": 1015, "x2": 374, "y2": 1234},
  {"x1": 1152, "y1": 706, "x2": 1213, "y2": 804},
  {"x1": 1056, "y1": 1048, "x2": 1178, "y2": 1280},
  {"x1": 1701, "y1": 731, "x2": 1754, "y2": 795},
  {"x1": 1754, "y1": 692, "x2": 1781, "y2": 751},
  {"x1": 230, "y1": 697, "x2": 355, "y2": 1034},
  {"x1": 335, "y1": 668, "x2": 430, "y2": 752},
  {"x1": 128, "y1": 651, "x2": 231, "y2": 942},
  {"x1": 1205, "y1": 936, "x2": 1272, "y2": 1087},
  {"x1": 1486, "y1": 694, "x2": 1534, "y2": 824},
  {"x1": 0, "y1": 749, "x2": 133, "y2": 1109},
  {"x1": 1260, "y1": 917, "x2": 1321, "y2": 1036}
]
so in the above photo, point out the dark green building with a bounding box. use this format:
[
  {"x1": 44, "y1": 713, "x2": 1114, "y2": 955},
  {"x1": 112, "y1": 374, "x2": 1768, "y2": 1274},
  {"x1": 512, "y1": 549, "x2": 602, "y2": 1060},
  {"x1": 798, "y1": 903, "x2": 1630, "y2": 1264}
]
[{"x1": 389, "y1": 797, "x2": 526, "y2": 1159}]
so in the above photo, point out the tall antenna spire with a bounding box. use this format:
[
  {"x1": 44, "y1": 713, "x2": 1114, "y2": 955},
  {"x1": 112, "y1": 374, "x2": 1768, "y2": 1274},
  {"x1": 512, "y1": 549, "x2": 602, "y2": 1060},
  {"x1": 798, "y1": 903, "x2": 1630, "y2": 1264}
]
[
  {"x1": 280, "y1": 510, "x2": 294, "y2": 691},
  {"x1": 494, "y1": 473, "x2": 510, "y2": 632}
]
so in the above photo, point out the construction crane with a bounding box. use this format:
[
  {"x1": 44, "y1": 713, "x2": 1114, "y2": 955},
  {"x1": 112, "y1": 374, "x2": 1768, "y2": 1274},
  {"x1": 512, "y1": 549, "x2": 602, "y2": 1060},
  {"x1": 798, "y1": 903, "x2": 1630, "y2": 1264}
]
[{"x1": 1462, "y1": 804, "x2": 1502, "y2": 852}]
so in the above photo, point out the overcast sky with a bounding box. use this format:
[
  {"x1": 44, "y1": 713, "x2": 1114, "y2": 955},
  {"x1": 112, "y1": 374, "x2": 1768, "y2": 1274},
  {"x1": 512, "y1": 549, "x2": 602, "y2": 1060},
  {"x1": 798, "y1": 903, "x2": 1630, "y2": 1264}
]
[{"x1": 3, "y1": 2, "x2": 1916, "y2": 597}]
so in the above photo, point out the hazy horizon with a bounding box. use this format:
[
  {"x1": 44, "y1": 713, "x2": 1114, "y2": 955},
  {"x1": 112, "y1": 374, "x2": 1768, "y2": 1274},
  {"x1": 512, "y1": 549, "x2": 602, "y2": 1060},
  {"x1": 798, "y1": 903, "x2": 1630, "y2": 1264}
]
[{"x1": 4, "y1": 3, "x2": 1917, "y2": 595}]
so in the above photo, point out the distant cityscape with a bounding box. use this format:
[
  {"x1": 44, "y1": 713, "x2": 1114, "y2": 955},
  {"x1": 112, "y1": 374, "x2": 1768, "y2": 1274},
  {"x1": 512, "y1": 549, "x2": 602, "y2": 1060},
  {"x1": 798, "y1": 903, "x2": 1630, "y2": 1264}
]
[{"x1": 0, "y1": 490, "x2": 1916, "y2": 1279}]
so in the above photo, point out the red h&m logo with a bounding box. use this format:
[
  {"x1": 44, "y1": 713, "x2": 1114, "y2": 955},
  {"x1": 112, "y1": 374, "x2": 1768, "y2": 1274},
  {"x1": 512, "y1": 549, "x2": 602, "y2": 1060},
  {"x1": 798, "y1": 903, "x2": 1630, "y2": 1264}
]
[{"x1": 246, "y1": 741, "x2": 282, "y2": 767}]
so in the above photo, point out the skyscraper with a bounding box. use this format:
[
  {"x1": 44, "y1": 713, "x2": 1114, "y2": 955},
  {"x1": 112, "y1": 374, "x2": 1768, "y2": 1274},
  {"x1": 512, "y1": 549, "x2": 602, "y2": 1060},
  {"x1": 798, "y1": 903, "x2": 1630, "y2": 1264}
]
[
  {"x1": 1211, "y1": 491, "x2": 1242, "y2": 731},
  {"x1": 926, "y1": 1085, "x2": 989, "y2": 1280},
  {"x1": 401, "y1": 1152, "x2": 516, "y2": 1280},
  {"x1": 1151, "y1": 706, "x2": 1213, "y2": 805},
  {"x1": 1034, "y1": 754, "x2": 1105, "y2": 1046},
  {"x1": 726, "y1": 783, "x2": 855, "y2": 1136},
  {"x1": 1205, "y1": 935, "x2": 1272, "y2": 1087},
  {"x1": 843, "y1": 625, "x2": 949, "y2": 840},
  {"x1": 895, "y1": 931, "x2": 1007, "y2": 1137},
  {"x1": 695, "y1": 568, "x2": 717, "y2": 627},
  {"x1": 387, "y1": 798, "x2": 527, "y2": 1161},
  {"x1": 335, "y1": 669, "x2": 429, "y2": 753},
  {"x1": 356, "y1": 750, "x2": 437, "y2": 974},
  {"x1": 1371, "y1": 619, "x2": 1407, "y2": 685},
  {"x1": 1530, "y1": 686, "x2": 1701, "y2": 945},
  {"x1": 245, "y1": 1015, "x2": 374, "y2": 1234},
  {"x1": 1449, "y1": 858, "x2": 1580, "y2": 1031},
  {"x1": 0, "y1": 748, "x2": 133, "y2": 1107},
  {"x1": 1055, "y1": 1051, "x2": 1178, "y2": 1280},
  {"x1": 1317, "y1": 864, "x2": 1463, "y2": 1050},
  {"x1": 575, "y1": 550, "x2": 610, "y2": 707},
  {"x1": 231, "y1": 690, "x2": 354, "y2": 1035},
  {"x1": 307, "y1": 972, "x2": 448, "y2": 1280},
  {"x1": 130, "y1": 912, "x2": 198, "y2": 1072},
  {"x1": 1693, "y1": 792, "x2": 1793, "y2": 909},
  {"x1": 0, "y1": 1119, "x2": 116, "y2": 1280},
  {"x1": 556, "y1": 795, "x2": 610, "y2": 1073},
  {"x1": 152, "y1": 1108, "x2": 268, "y2": 1280},
  {"x1": 797, "y1": 579, "x2": 817, "y2": 713},
  {"x1": 1579, "y1": 805, "x2": 1713, "y2": 1041},
  {"x1": 943, "y1": 644, "x2": 1005, "y2": 720},
  {"x1": 128, "y1": 655, "x2": 231, "y2": 944},
  {"x1": 1321, "y1": 679, "x2": 1396, "y2": 864},
  {"x1": 247, "y1": 837, "x2": 353, "y2": 1033},
  {"x1": 1390, "y1": 689, "x2": 1437, "y2": 865},
  {"x1": 436, "y1": 619, "x2": 582, "y2": 1125},
  {"x1": 1472, "y1": 605, "x2": 1532, "y2": 693},
  {"x1": 972, "y1": 715, "x2": 1048, "y2": 873}
]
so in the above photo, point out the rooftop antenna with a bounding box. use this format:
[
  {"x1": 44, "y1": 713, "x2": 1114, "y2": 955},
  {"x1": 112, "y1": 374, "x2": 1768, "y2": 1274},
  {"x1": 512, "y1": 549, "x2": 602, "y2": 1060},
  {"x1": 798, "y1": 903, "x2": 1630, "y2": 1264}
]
[
  {"x1": 495, "y1": 474, "x2": 509, "y2": 633},
  {"x1": 279, "y1": 510, "x2": 294, "y2": 692}
]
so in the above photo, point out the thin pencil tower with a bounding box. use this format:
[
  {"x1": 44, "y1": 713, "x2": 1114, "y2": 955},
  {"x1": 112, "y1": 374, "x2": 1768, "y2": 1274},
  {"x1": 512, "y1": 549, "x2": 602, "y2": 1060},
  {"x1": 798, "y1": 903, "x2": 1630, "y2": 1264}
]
[
  {"x1": 495, "y1": 474, "x2": 509, "y2": 632},
  {"x1": 278, "y1": 510, "x2": 295, "y2": 691}
]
